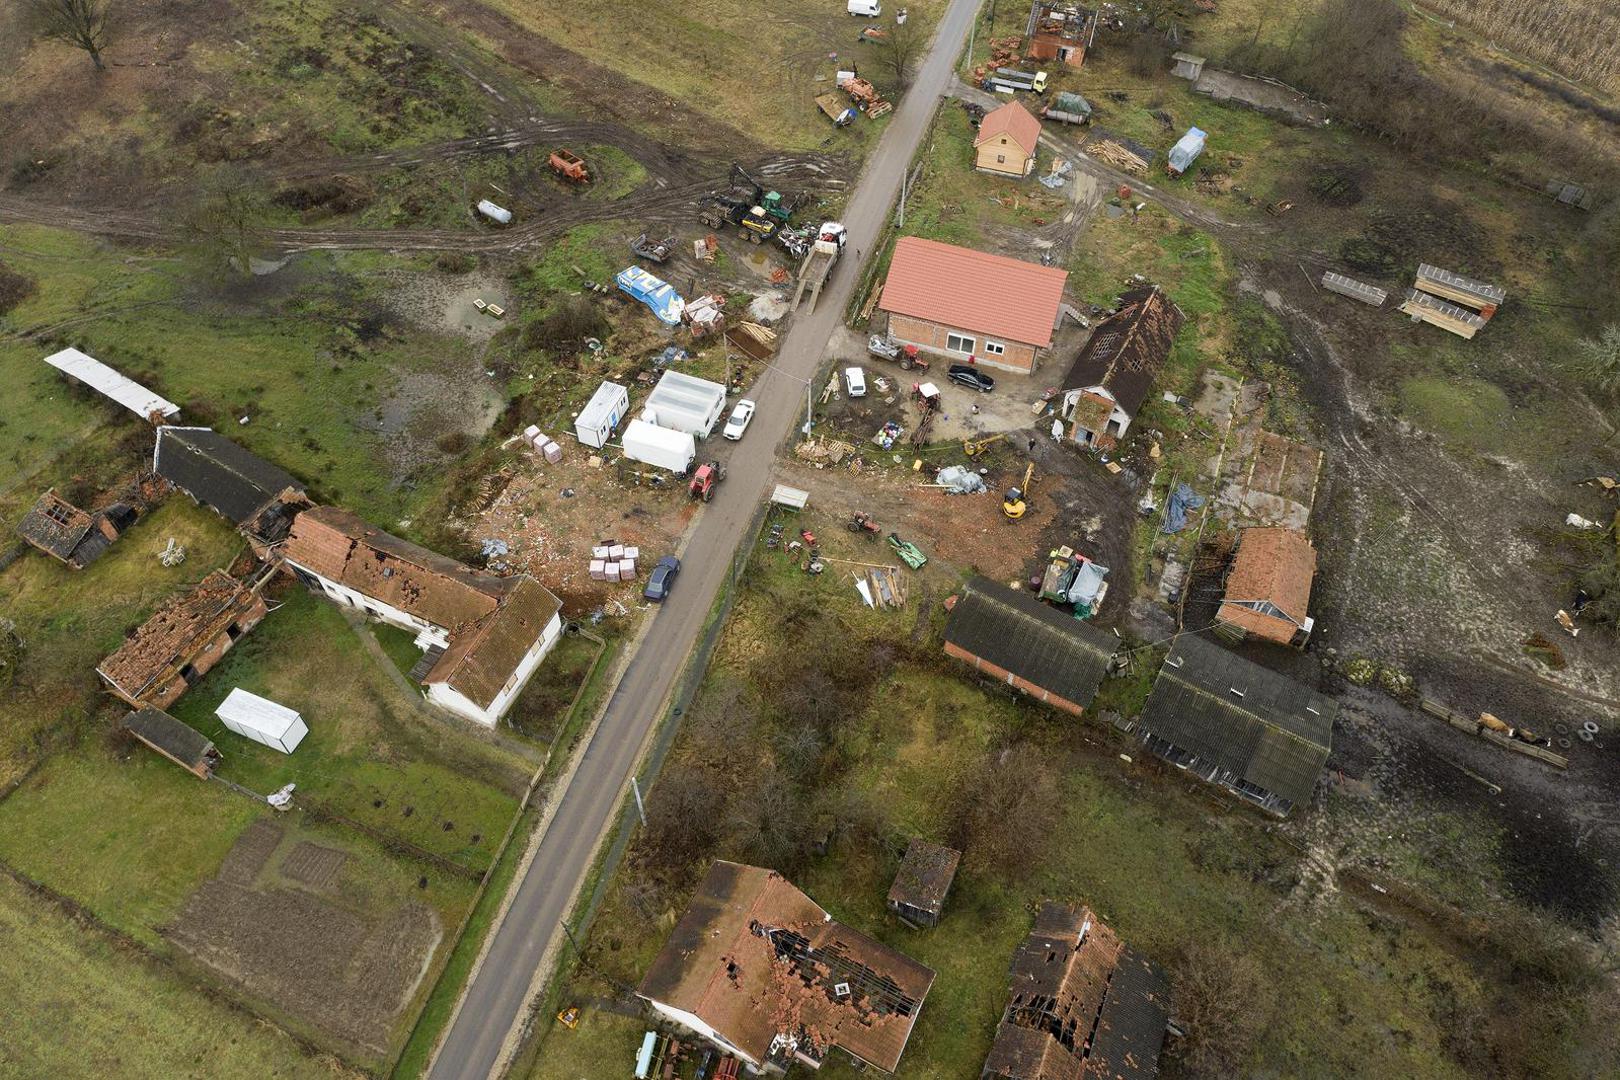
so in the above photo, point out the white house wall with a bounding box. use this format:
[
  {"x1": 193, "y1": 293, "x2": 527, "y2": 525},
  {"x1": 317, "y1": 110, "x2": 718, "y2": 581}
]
[
  {"x1": 282, "y1": 557, "x2": 451, "y2": 648},
  {"x1": 644, "y1": 1000, "x2": 761, "y2": 1069},
  {"x1": 424, "y1": 611, "x2": 563, "y2": 727}
]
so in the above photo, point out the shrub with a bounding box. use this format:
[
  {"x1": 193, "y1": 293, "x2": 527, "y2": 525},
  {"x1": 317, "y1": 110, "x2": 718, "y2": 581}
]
[{"x1": 0, "y1": 262, "x2": 37, "y2": 316}]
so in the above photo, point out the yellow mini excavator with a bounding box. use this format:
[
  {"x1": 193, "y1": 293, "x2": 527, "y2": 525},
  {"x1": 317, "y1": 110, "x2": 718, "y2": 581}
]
[{"x1": 1003, "y1": 462, "x2": 1035, "y2": 519}]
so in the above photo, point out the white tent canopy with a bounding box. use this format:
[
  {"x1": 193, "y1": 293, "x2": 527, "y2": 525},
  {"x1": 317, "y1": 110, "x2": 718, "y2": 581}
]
[
  {"x1": 643, "y1": 370, "x2": 727, "y2": 437},
  {"x1": 44, "y1": 347, "x2": 180, "y2": 420},
  {"x1": 216, "y1": 688, "x2": 307, "y2": 754}
]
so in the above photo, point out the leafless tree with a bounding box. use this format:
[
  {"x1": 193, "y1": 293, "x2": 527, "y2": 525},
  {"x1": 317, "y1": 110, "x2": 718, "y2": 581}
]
[
  {"x1": 184, "y1": 165, "x2": 273, "y2": 277},
  {"x1": 878, "y1": 18, "x2": 925, "y2": 90},
  {"x1": 26, "y1": 0, "x2": 112, "y2": 71}
]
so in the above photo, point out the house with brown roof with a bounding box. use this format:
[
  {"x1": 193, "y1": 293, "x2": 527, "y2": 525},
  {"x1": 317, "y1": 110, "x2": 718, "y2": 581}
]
[
  {"x1": 16, "y1": 489, "x2": 136, "y2": 570},
  {"x1": 888, "y1": 838, "x2": 961, "y2": 928},
  {"x1": 1216, "y1": 527, "x2": 1317, "y2": 646},
  {"x1": 982, "y1": 901, "x2": 1169, "y2": 1080},
  {"x1": 97, "y1": 570, "x2": 269, "y2": 710},
  {"x1": 944, "y1": 577, "x2": 1118, "y2": 717},
  {"x1": 975, "y1": 101, "x2": 1042, "y2": 178},
  {"x1": 638, "y1": 861, "x2": 936, "y2": 1074},
  {"x1": 1059, "y1": 286, "x2": 1185, "y2": 448},
  {"x1": 277, "y1": 506, "x2": 563, "y2": 727},
  {"x1": 1024, "y1": 2, "x2": 1097, "y2": 69},
  {"x1": 879, "y1": 236, "x2": 1069, "y2": 375}
]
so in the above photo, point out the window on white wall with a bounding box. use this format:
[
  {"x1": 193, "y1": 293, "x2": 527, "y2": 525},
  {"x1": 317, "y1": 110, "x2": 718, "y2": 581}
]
[
  {"x1": 946, "y1": 333, "x2": 975, "y2": 353},
  {"x1": 984, "y1": 341, "x2": 1006, "y2": 355}
]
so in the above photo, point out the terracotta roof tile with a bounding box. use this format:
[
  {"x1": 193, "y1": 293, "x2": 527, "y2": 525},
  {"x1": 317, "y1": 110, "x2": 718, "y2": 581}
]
[
  {"x1": 1217, "y1": 527, "x2": 1316, "y2": 645},
  {"x1": 880, "y1": 236, "x2": 1068, "y2": 348},
  {"x1": 280, "y1": 506, "x2": 505, "y2": 631},
  {"x1": 97, "y1": 571, "x2": 257, "y2": 699},
  {"x1": 1061, "y1": 286, "x2": 1186, "y2": 418},
  {"x1": 639, "y1": 861, "x2": 935, "y2": 1072},
  {"x1": 424, "y1": 577, "x2": 562, "y2": 709},
  {"x1": 976, "y1": 100, "x2": 1043, "y2": 153}
]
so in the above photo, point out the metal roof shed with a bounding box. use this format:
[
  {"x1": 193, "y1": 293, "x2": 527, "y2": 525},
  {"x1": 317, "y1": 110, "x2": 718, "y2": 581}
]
[
  {"x1": 44, "y1": 347, "x2": 180, "y2": 421},
  {"x1": 643, "y1": 370, "x2": 727, "y2": 438},
  {"x1": 574, "y1": 381, "x2": 630, "y2": 449},
  {"x1": 216, "y1": 688, "x2": 307, "y2": 754}
]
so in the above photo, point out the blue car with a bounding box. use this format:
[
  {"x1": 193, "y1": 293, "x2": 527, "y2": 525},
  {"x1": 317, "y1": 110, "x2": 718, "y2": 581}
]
[{"x1": 644, "y1": 555, "x2": 681, "y2": 602}]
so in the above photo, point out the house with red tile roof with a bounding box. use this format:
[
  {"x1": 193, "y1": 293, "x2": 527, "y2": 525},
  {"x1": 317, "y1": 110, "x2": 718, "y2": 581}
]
[
  {"x1": 1216, "y1": 527, "x2": 1317, "y2": 647},
  {"x1": 878, "y1": 236, "x2": 1069, "y2": 374},
  {"x1": 975, "y1": 100, "x2": 1042, "y2": 178}
]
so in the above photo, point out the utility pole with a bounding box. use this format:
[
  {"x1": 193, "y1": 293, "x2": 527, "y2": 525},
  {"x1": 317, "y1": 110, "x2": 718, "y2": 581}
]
[{"x1": 630, "y1": 776, "x2": 647, "y2": 827}]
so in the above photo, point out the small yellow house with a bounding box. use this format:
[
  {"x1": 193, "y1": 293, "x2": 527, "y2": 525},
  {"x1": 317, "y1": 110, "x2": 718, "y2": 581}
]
[{"x1": 973, "y1": 100, "x2": 1041, "y2": 178}]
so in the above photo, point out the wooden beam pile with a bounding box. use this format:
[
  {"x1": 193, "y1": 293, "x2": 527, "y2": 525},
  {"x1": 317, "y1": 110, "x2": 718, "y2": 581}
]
[
  {"x1": 1085, "y1": 135, "x2": 1151, "y2": 175},
  {"x1": 1321, "y1": 271, "x2": 1387, "y2": 307},
  {"x1": 1413, "y1": 263, "x2": 1505, "y2": 319},
  {"x1": 1398, "y1": 289, "x2": 1486, "y2": 340}
]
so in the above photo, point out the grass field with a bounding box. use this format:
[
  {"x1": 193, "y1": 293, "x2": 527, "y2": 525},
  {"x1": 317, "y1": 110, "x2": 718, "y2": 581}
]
[
  {"x1": 0, "y1": 870, "x2": 355, "y2": 1079},
  {"x1": 0, "y1": 499, "x2": 245, "y2": 786},
  {"x1": 166, "y1": 587, "x2": 532, "y2": 874},
  {"x1": 482, "y1": 0, "x2": 947, "y2": 149},
  {"x1": 0, "y1": 223, "x2": 491, "y2": 525}
]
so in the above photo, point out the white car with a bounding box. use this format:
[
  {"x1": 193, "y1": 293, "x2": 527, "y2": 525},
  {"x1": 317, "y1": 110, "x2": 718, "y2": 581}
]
[
  {"x1": 722, "y1": 399, "x2": 756, "y2": 440},
  {"x1": 845, "y1": 366, "x2": 867, "y2": 398}
]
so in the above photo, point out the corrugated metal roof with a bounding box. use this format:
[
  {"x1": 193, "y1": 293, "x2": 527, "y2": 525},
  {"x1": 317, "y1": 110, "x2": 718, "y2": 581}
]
[
  {"x1": 44, "y1": 347, "x2": 179, "y2": 419},
  {"x1": 880, "y1": 237, "x2": 1068, "y2": 348},
  {"x1": 944, "y1": 577, "x2": 1117, "y2": 709},
  {"x1": 644, "y1": 370, "x2": 726, "y2": 434},
  {"x1": 976, "y1": 100, "x2": 1042, "y2": 152},
  {"x1": 1140, "y1": 635, "x2": 1333, "y2": 809}
]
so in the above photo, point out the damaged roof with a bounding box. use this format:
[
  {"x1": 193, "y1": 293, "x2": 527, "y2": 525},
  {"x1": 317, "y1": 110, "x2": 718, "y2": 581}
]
[
  {"x1": 1140, "y1": 634, "x2": 1334, "y2": 810},
  {"x1": 1061, "y1": 286, "x2": 1185, "y2": 418},
  {"x1": 984, "y1": 902, "x2": 1169, "y2": 1080},
  {"x1": 280, "y1": 506, "x2": 508, "y2": 631},
  {"x1": 155, "y1": 427, "x2": 305, "y2": 525},
  {"x1": 888, "y1": 839, "x2": 961, "y2": 918},
  {"x1": 880, "y1": 236, "x2": 1069, "y2": 348},
  {"x1": 17, "y1": 490, "x2": 95, "y2": 564},
  {"x1": 944, "y1": 578, "x2": 1117, "y2": 709},
  {"x1": 424, "y1": 577, "x2": 563, "y2": 709},
  {"x1": 1218, "y1": 527, "x2": 1316, "y2": 644},
  {"x1": 97, "y1": 571, "x2": 258, "y2": 700},
  {"x1": 638, "y1": 861, "x2": 935, "y2": 1073}
]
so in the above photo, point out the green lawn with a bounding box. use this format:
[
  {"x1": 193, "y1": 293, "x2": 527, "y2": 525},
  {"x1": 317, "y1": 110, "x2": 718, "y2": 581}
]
[
  {"x1": 168, "y1": 588, "x2": 531, "y2": 873},
  {"x1": 0, "y1": 499, "x2": 246, "y2": 785},
  {"x1": 0, "y1": 870, "x2": 357, "y2": 1079}
]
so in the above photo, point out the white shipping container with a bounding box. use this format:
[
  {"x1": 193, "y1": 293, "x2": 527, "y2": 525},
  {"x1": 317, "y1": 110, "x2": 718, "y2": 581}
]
[
  {"x1": 622, "y1": 419, "x2": 697, "y2": 473},
  {"x1": 216, "y1": 688, "x2": 307, "y2": 754}
]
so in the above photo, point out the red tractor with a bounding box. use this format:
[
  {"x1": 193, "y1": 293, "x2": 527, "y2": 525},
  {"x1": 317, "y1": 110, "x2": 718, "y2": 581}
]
[
  {"x1": 847, "y1": 512, "x2": 880, "y2": 537},
  {"x1": 688, "y1": 461, "x2": 726, "y2": 502}
]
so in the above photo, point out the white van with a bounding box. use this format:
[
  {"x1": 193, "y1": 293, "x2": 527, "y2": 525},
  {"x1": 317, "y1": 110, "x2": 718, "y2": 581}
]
[
  {"x1": 844, "y1": 366, "x2": 867, "y2": 398},
  {"x1": 848, "y1": 0, "x2": 881, "y2": 16}
]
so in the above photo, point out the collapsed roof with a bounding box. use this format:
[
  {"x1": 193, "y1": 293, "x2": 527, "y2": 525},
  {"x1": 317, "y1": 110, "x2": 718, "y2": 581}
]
[
  {"x1": 1061, "y1": 286, "x2": 1186, "y2": 418},
  {"x1": 424, "y1": 576, "x2": 563, "y2": 709},
  {"x1": 638, "y1": 861, "x2": 936, "y2": 1073},
  {"x1": 15, "y1": 490, "x2": 132, "y2": 569},
  {"x1": 888, "y1": 838, "x2": 962, "y2": 920},
  {"x1": 97, "y1": 571, "x2": 261, "y2": 702},
  {"x1": 983, "y1": 901, "x2": 1169, "y2": 1080}
]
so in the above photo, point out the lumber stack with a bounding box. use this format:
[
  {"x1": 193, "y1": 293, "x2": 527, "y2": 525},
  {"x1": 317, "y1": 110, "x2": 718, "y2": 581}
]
[
  {"x1": 1398, "y1": 263, "x2": 1505, "y2": 339},
  {"x1": 1085, "y1": 135, "x2": 1152, "y2": 175},
  {"x1": 1398, "y1": 289, "x2": 1486, "y2": 339}
]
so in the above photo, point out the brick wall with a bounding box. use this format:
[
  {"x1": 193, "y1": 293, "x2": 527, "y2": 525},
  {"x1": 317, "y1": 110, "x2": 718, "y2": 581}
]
[
  {"x1": 943, "y1": 641, "x2": 1085, "y2": 717},
  {"x1": 888, "y1": 315, "x2": 1039, "y2": 374}
]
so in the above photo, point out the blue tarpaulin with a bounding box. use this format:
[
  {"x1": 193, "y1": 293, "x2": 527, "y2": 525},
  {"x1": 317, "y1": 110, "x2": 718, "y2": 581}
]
[
  {"x1": 1162, "y1": 483, "x2": 1205, "y2": 533},
  {"x1": 616, "y1": 266, "x2": 685, "y2": 325}
]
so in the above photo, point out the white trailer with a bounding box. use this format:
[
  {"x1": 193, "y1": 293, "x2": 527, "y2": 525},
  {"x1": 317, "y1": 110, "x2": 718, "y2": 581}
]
[
  {"x1": 216, "y1": 688, "x2": 307, "y2": 754},
  {"x1": 622, "y1": 419, "x2": 696, "y2": 473},
  {"x1": 574, "y1": 380, "x2": 630, "y2": 448}
]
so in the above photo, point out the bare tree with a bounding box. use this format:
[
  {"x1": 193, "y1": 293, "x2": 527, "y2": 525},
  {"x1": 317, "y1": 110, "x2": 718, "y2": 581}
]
[
  {"x1": 878, "y1": 18, "x2": 925, "y2": 90},
  {"x1": 1574, "y1": 325, "x2": 1620, "y2": 395},
  {"x1": 26, "y1": 0, "x2": 112, "y2": 72},
  {"x1": 184, "y1": 166, "x2": 273, "y2": 277}
]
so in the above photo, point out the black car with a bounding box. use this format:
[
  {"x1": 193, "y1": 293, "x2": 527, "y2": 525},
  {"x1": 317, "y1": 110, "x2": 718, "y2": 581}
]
[
  {"x1": 644, "y1": 555, "x2": 681, "y2": 602},
  {"x1": 947, "y1": 364, "x2": 995, "y2": 393}
]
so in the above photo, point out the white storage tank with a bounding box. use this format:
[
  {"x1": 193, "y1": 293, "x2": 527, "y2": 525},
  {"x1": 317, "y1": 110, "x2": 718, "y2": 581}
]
[{"x1": 476, "y1": 199, "x2": 513, "y2": 225}]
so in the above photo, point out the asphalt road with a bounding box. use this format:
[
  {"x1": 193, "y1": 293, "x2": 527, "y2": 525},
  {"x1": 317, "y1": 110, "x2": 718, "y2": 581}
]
[{"x1": 427, "y1": 3, "x2": 983, "y2": 1076}]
